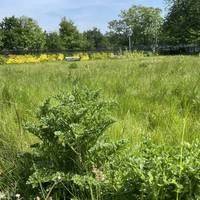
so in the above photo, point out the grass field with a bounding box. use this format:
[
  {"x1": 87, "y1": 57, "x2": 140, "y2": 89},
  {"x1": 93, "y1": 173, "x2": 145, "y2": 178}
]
[{"x1": 1, "y1": 56, "x2": 200, "y2": 198}]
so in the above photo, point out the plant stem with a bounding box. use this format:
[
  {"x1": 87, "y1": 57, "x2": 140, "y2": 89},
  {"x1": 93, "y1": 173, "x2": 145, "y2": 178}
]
[{"x1": 176, "y1": 117, "x2": 187, "y2": 200}]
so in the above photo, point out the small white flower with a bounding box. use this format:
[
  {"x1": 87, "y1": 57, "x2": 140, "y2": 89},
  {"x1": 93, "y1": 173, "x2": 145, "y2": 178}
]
[
  {"x1": 16, "y1": 194, "x2": 20, "y2": 199},
  {"x1": 0, "y1": 191, "x2": 6, "y2": 199}
]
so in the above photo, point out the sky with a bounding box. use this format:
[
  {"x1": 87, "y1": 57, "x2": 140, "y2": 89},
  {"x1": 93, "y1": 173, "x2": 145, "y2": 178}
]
[{"x1": 0, "y1": 0, "x2": 164, "y2": 32}]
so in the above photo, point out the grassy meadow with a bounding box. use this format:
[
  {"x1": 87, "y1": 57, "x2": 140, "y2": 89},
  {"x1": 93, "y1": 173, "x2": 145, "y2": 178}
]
[{"x1": 1, "y1": 56, "x2": 200, "y2": 198}]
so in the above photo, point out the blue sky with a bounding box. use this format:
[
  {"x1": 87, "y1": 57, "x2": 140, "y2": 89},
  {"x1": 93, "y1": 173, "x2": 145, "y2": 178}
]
[{"x1": 0, "y1": 0, "x2": 164, "y2": 32}]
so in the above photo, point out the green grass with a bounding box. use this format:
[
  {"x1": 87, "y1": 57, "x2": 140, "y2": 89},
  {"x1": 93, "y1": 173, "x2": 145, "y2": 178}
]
[
  {"x1": 1, "y1": 56, "x2": 200, "y2": 198},
  {"x1": 1, "y1": 56, "x2": 200, "y2": 149}
]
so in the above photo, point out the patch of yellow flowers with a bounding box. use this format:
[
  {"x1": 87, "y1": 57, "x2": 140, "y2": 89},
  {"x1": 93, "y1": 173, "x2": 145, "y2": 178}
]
[
  {"x1": 74, "y1": 51, "x2": 147, "y2": 60},
  {"x1": 5, "y1": 53, "x2": 65, "y2": 64},
  {"x1": 73, "y1": 52, "x2": 115, "y2": 61},
  {"x1": 1, "y1": 52, "x2": 114, "y2": 64},
  {"x1": 0, "y1": 51, "x2": 149, "y2": 65}
]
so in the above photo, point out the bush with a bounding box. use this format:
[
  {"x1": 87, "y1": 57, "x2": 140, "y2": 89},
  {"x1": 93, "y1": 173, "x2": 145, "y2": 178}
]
[
  {"x1": 74, "y1": 53, "x2": 90, "y2": 61},
  {"x1": 89, "y1": 52, "x2": 114, "y2": 60},
  {"x1": 18, "y1": 87, "x2": 126, "y2": 199},
  {"x1": 0, "y1": 55, "x2": 7, "y2": 64},
  {"x1": 0, "y1": 51, "x2": 158, "y2": 65},
  {"x1": 3, "y1": 87, "x2": 200, "y2": 199},
  {"x1": 72, "y1": 52, "x2": 114, "y2": 61},
  {"x1": 122, "y1": 51, "x2": 145, "y2": 59},
  {"x1": 4, "y1": 54, "x2": 65, "y2": 64},
  {"x1": 118, "y1": 138, "x2": 200, "y2": 199}
]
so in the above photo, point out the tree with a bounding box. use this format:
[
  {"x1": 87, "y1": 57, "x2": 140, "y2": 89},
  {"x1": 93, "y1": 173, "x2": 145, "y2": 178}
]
[
  {"x1": 19, "y1": 16, "x2": 46, "y2": 50},
  {"x1": 0, "y1": 16, "x2": 22, "y2": 50},
  {"x1": 83, "y1": 28, "x2": 110, "y2": 49},
  {"x1": 45, "y1": 32, "x2": 63, "y2": 51},
  {"x1": 0, "y1": 16, "x2": 46, "y2": 51},
  {"x1": 0, "y1": 30, "x2": 3, "y2": 50},
  {"x1": 162, "y1": 0, "x2": 200, "y2": 45},
  {"x1": 59, "y1": 17, "x2": 82, "y2": 50},
  {"x1": 107, "y1": 20, "x2": 129, "y2": 49},
  {"x1": 108, "y1": 5, "x2": 163, "y2": 48}
]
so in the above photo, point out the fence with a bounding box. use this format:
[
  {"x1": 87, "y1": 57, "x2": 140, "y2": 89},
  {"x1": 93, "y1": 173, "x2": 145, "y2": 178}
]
[
  {"x1": 0, "y1": 45, "x2": 200, "y2": 55},
  {"x1": 0, "y1": 48, "x2": 120, "y2": 56}
]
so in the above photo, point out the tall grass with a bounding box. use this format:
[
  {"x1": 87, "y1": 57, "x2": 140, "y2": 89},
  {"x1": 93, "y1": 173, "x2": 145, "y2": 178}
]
[
  {"x1": 1, "y1": 56, "x2": 200, "y2": 197},
  {"x1": 1, "y1": 57, "x2": 200, "y2": 143}
]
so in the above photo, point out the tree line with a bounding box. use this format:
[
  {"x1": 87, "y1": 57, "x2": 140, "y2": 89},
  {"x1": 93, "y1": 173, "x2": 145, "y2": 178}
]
[{"x1": 0, "y1": 0, "x2": 199, "y2": 52}]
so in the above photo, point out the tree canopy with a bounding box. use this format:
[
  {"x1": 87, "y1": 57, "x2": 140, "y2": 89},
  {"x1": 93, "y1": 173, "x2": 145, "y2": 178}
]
[
  {"x1": 45, "y1": 32, "x2": 63, "y2": 51},
  {"x1": 108, "y1": 6, "x2": 163, "y2": 48},
  {"x1": 0, "y1": 30, "x2": 4, "y2": 50},
  {"x1": 59, "y1": 17, "x2": 84, "y2": 50},
  {"x1": 83, "y1": 28, "x2": 110, "y2": 49},
  {"x1": 0, "y1": 16, "x2": 45, "y2": 51},
  {"x1": 0, "y1": 1, "x2": 200, "y2": 52},
  {"x1": 162, "y1": 0, "x2": 200, "y2": 44}
]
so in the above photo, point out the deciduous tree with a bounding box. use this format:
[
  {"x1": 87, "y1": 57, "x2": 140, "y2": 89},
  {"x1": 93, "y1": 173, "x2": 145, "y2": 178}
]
[
  {"x1": 83, "y1": 28, "x2": 110, "y2": 49},
  {"x1": 108, "y1": 6, "x2": 163, "y2": 48},
  {"x1": 45, "y1": 32, "x2": 63, "y2": 51},
  {"x1": 59, "y1": 17, "x2": 82, "y2": 50},
  {"x1": 162, "y1": 0, "x2": 200, "y2": 44},
  {"x1": 0, "y1": 16, "x2": 46, "y2": 51}
]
